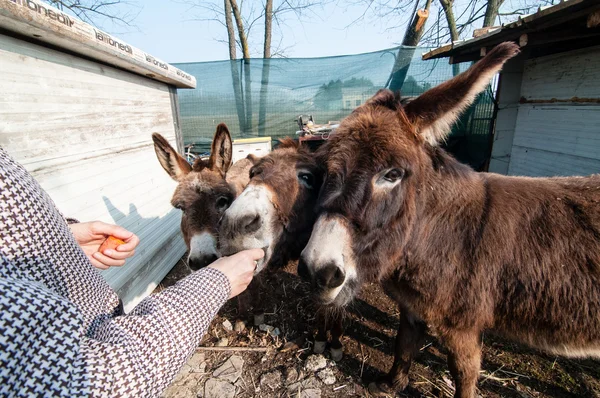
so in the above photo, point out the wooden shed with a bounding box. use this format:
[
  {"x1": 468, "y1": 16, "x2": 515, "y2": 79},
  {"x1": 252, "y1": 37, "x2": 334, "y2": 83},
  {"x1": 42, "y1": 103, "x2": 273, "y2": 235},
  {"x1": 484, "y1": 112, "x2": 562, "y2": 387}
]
[
  {"x1": 423, "y1": 0, "x2": 600, "y2": 177},
  {"x1": 0, "y1": 0, "x2": 196, "y2": 310}
]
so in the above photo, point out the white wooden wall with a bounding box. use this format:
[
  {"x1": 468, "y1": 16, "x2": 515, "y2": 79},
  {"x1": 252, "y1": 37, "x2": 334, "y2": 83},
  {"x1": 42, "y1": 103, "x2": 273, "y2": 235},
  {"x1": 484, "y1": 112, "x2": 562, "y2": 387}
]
[
  {"x1": 0, "y1": 33, "x2": 186, "y2": 311},
  {"x1": 507, "y1": 46, "x2": 600, "y2": 177}
]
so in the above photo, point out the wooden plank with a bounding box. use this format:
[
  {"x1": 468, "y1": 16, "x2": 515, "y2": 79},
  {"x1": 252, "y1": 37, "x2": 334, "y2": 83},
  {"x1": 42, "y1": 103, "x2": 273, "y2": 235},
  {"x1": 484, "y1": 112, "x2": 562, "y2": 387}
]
[
  {"x1": 520, "y1": 45, "x2": 600, "y2": 100},
  {"x1": 0, "y1": 0, "x2": 196, "y2": 88},
  {"x1": 508, "y1": 146, "x2": 600, "y2": 177},
  {"x1": 169, "y1": 86, "x2": 185, "y2": 155},
  {"x1": 512, "y1": 104, "x2": 600, "y2": 162}
]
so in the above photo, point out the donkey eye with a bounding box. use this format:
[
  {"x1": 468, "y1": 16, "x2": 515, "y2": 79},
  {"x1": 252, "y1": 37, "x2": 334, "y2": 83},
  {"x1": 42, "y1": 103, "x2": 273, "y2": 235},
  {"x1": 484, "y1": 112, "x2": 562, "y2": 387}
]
[
  {"x1": 216, "y1": 196, "x2": 230, "y2": 211},
  {"x1": 298, "y1": 172, "x2": 315, "y2": 189},
  {"x1": 383, "y1": 168, "x2": 404, "y2": 183}
]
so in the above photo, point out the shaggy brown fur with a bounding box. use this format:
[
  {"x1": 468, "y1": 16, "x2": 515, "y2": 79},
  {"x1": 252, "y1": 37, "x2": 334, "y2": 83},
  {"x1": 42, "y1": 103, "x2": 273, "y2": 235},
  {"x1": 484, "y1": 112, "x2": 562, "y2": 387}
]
[
  {"x1": 218, "y1": 139, "x2": 346, "y2": 352},
  {"x1": 304, "y1": 42, "x2": 600, "y2": 398},
  {"x1": 152, "y1": 123, "x2": 251, "y2": 269},
  {"x1": 220, "y1": 138, "x2": 323, "y2": 269}
]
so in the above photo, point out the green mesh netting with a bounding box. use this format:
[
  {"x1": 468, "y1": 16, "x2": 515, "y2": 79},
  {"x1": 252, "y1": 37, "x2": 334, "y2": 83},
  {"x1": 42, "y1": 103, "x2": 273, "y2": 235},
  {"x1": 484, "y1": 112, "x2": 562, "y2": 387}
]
[{"x1": 174, "y1": 46, "x2": 495, "y2": 170}]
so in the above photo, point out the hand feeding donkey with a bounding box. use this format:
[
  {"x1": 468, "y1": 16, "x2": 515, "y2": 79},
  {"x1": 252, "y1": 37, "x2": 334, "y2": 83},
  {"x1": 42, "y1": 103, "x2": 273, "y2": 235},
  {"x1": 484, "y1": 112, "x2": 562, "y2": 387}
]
[
  {"x1": 298, "y1": 42, "x2": 600, "y2": 398},
  {"x1": 218, "y1": 139, "x2": 346, "y2": 359},
  {"x1": 152, "y1": 123, "x2": 252, "y2": 270}
]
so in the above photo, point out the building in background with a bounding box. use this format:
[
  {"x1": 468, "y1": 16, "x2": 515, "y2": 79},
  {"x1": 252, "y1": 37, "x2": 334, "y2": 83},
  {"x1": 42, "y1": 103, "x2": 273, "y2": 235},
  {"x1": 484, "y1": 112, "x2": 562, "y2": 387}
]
[
  {"x1": 423, "y1": 0, "x2": 600, "y2": 177},
  {"x1": 0, "y1": 0, "x2": 196, "y2": 310}
]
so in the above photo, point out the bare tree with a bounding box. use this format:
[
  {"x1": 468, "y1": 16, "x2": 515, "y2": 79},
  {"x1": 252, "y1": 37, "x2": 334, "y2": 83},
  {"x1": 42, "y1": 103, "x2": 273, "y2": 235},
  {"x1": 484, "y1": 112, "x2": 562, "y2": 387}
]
[
  {"x1": 224, "y1": 0, "x2": 248, "y2": 134},
  {"x1": 388, "y1": 0, "x2": 432, "y2": 90},
  {"x1": 181, "y1": 0, "x2": 325, "y2": 59},
  {"x1": 228, "y1": 0, "x2": 253, "y2": 135},
  {"x1": 351, "y1": 0, "x2": 560, "y2": 49},
  {"x1": 44, "y1": 0, "x2": 139, "y2": 29},
  {"x1": 259, "y1": 0, "x2": 273, "y2": 135},
  {"x1": 224, "y1": 0, "x2": 237, "y2": 59},
  {"x1": 263, "y1": 0, "x2": 273, "y2": 58}
]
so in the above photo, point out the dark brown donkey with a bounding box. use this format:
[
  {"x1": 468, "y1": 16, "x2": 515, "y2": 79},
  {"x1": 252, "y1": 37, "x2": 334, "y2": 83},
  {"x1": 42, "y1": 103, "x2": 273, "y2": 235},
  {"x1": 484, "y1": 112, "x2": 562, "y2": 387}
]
[
  {"x1": 299, "y1": 42, "x2": 600, "y2": 398},
  {"x1": 218, "y1": 140, "x2": 345, "y2": 358},
  {"x1": 152, "y1": 123, "x2": 252, "y2": 270}
]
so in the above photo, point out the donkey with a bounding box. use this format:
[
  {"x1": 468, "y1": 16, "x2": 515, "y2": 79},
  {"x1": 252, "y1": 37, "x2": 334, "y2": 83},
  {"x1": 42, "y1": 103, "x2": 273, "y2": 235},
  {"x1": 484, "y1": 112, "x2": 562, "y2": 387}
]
[
  {"x1": 298, "y1": 41, "x2": 600, "y2": 398},
  {"x1": 217, "y1": 139, "x2": 345, "y2": 359},
  {"x1": 152, "y1": 123, "x2": 252, "y2": 270}
]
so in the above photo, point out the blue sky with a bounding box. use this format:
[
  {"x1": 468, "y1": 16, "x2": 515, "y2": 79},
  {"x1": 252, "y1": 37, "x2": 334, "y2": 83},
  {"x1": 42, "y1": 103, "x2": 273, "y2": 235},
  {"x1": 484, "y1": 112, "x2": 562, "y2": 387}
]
[
  {"x1": 85, "y1": 0, "x2": 535, "y2": 64},
  {"x1": 94, "y1": 0, "x2": 418, "y2": 63}
]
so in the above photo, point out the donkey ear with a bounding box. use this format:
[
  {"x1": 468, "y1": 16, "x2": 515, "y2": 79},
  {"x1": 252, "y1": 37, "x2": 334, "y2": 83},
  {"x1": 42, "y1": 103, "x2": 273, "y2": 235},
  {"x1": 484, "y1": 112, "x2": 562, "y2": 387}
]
[
  {"x1": 209, "y1": 123, "x2": 233, "y2": 175},
  {"x1": 366, "y1": 89, "x2": 402, "y2": 111},
  {"x1": 404, "y1": 42, "x2": 520, "y2": 145},
  {"x1": 152, "y1": 133, "x2": 192, "y2": 181}
]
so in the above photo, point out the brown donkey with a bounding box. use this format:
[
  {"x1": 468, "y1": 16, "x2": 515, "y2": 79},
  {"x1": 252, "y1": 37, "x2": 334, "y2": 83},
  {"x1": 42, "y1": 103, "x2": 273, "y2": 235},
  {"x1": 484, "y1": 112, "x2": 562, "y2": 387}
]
[
  {"x1": 152, "y1": 123, "x2": 251, "y2": 270},
  {"x1": 299, "y1": 42, "x2": 600, "y2": 398},
  {"x1": 218, "y1": 140, "x2": 345, "y2": 358}
]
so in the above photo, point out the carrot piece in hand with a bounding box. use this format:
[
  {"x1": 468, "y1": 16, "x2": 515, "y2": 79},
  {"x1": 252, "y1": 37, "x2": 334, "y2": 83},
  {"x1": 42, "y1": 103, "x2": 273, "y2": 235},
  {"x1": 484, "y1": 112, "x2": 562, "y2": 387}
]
[{"x1": 99, "y1": 236, "x2": 126, "y2": 253}]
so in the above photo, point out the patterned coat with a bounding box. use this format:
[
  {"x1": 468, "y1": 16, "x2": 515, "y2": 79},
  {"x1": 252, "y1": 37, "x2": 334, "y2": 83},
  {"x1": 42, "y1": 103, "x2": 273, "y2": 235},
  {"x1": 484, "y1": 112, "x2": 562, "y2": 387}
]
[{"x1": 0, "y1": 147, "x2": 230, "y2": 397}]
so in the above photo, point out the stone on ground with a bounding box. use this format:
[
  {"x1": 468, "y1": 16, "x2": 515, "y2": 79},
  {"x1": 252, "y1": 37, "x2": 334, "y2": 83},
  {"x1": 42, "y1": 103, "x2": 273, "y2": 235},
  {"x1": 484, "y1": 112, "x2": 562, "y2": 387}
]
[
  {"x1": 203, "y1": 378, "x2": 235, "y2": 398},
  {"x1": 316, "y1": 368, "x2": 336, "y2": 385},
  {"x1": 304, "y1": 354, "x2": 328, "y2": 372},
  {"x1": 222, "y1": 319, "x2": 233, "y2": 331},
  {"x1": 260, "y1": 370, "x2": 282, "y2": 390},
  {"x1": 212, "y1": 355, "x2": 244, "y2": 383},
  {"x1": 234, "y1": 320, "x2": 246, "y2": 332}
]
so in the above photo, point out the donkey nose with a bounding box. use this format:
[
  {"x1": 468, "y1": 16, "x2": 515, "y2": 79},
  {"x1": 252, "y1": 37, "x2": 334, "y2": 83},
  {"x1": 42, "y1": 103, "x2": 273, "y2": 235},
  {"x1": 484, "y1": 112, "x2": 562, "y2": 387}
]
[
  {"x1": 315, "y1": 263, "x2": 345, "y2": 289},
  {"x1": 189, "y1": 254, "x2": 218, "y2": 271},
  {"x1": 239, "y1": 214, "x2": 262, "y2": 234}
]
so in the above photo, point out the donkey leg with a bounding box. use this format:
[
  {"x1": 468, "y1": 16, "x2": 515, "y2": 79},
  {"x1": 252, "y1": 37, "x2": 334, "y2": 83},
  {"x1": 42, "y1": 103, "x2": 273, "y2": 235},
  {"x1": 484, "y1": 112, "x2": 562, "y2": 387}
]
[
  {"x1": 444, "y1": 330, "x2": 481, "y2": 398},
  {"x1": 313, "y1": 310, "x2": 327, "y2": 354},
  {"x1": 368, "y1": 308, "x2": 426, "y2": 396},
  {"x1": 329, "y1": 311, "x2": 344, "y2": 361}
]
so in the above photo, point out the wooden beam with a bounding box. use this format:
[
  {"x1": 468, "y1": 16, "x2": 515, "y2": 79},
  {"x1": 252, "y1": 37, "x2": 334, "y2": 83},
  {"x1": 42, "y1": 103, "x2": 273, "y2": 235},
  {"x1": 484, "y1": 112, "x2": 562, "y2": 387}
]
[
  {"x1": 422, "y1": 43, "x2": 453, "y2": 60},
  {"x1": 473, "y1": 26, "x2": 501, "y2": 38},
  {"x1": 449, "y1": 51, "x2": 481, "y2": 64}
]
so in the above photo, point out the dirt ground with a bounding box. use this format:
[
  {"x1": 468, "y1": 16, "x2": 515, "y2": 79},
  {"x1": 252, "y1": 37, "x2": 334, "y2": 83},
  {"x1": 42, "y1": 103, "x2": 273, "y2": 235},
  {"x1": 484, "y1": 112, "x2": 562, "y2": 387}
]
[{"x1": 157, "y1": 257, "x2": 600, "y2": 398}]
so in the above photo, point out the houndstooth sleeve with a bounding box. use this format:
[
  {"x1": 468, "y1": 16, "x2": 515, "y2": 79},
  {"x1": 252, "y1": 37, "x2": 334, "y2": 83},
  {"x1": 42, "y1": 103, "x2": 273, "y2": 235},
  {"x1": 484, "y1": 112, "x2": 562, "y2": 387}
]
[
  {"x1": 80, "y1": 267, "x2": 230, "y2": 396},
  {"x1": 0, "y1": 146, "x2": 231, "y2": 397}
]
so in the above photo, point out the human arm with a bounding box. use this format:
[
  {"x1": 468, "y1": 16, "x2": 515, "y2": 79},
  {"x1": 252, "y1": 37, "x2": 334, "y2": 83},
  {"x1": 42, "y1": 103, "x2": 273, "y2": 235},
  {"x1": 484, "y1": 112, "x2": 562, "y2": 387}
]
[{"x1": 0, "y1": 250, "x2": 263, "y2": 397}]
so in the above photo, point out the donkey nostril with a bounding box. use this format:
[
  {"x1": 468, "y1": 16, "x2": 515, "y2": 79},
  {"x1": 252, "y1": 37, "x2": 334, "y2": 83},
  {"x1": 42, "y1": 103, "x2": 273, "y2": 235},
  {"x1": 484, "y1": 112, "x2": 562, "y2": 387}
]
[
  {"x1": 316, "y1": 263, "x2": 345, "y2": 289},
  {"x1": 242, "y1": 214, "x2": 262, "y2": 234}
]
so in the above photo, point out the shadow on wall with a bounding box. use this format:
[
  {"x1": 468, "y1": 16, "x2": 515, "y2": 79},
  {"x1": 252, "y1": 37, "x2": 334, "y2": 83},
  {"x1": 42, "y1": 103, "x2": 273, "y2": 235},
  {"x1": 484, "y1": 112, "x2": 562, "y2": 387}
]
[{"x1": 101, "y1": 195, "x2": 185, "y2": 310}]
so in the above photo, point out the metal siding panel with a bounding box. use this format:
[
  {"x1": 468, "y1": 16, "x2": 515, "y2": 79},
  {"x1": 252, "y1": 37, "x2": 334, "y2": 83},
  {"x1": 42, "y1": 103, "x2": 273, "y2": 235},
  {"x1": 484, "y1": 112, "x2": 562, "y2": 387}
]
[
  {"x1": 521, "y1": 45, "x2": 600, "y2": 101},
  {"x1": 0, "y1": 33, "x2": 185, "y2": 310}
]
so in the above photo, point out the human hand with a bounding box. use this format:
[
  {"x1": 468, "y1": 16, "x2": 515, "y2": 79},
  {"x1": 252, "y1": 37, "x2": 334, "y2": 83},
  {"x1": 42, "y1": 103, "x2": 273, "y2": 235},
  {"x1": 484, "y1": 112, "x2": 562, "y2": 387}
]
[
  {"x1": 69, "y1": 221, "x2": 140, "y2": 270},
  {"x1": 208, "y1": 249, "x2": 265, "y2": 299}
]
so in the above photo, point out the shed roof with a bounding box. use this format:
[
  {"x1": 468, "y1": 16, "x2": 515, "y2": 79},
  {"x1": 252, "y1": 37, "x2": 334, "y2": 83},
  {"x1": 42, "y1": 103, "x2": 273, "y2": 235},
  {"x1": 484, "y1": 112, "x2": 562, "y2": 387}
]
[
  {"x1": 0, "y1": 0, "x2": 196, "y2": 88},
  {"x1": 422, "y1": 0, "x2": 600, "y2": 64}
]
